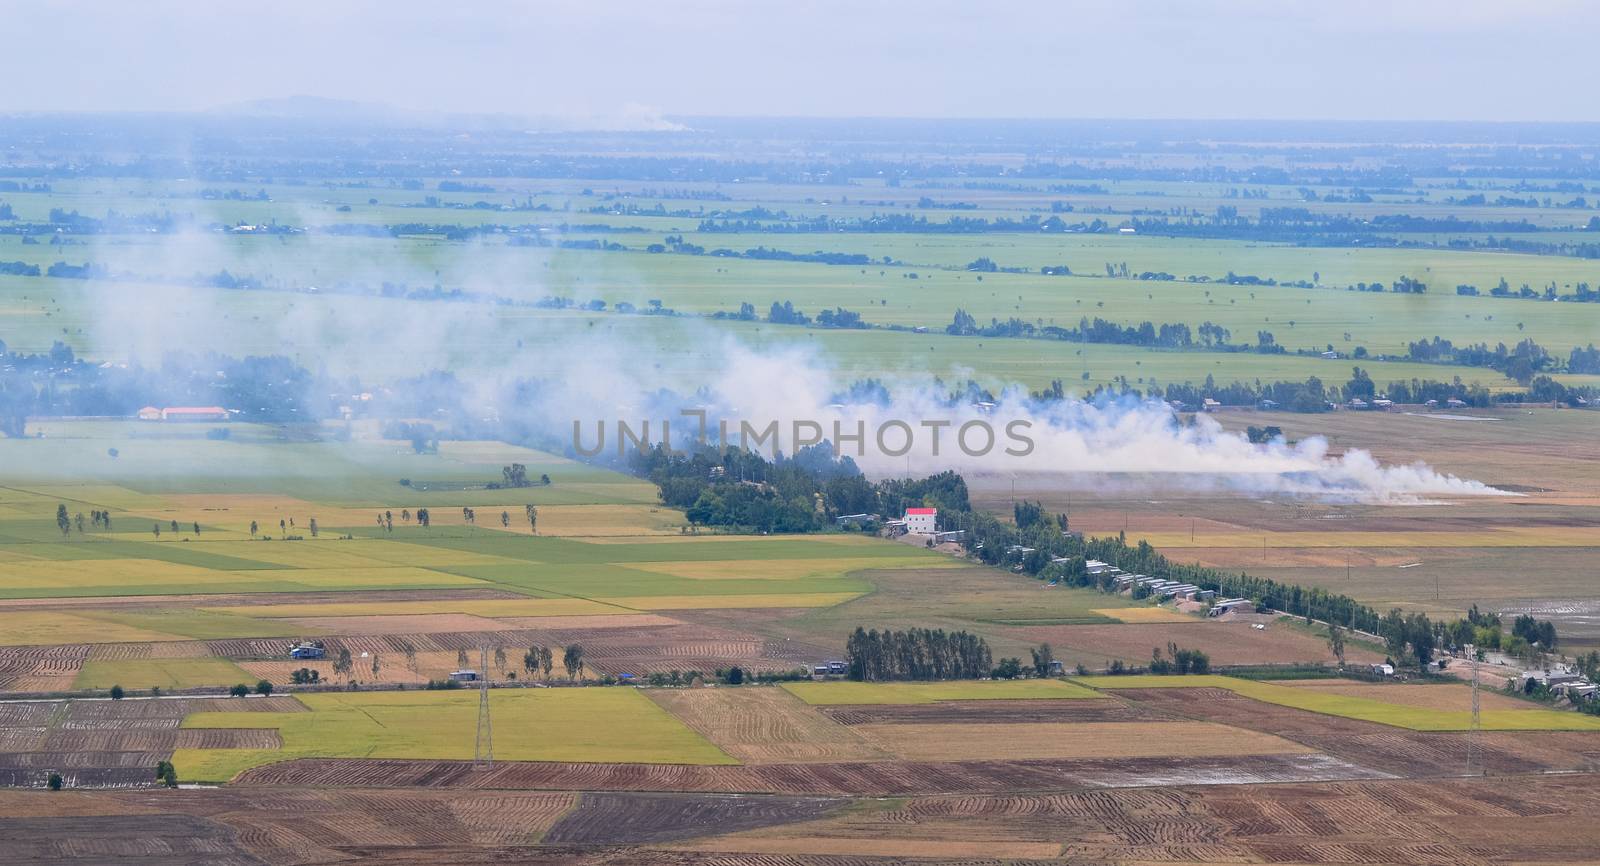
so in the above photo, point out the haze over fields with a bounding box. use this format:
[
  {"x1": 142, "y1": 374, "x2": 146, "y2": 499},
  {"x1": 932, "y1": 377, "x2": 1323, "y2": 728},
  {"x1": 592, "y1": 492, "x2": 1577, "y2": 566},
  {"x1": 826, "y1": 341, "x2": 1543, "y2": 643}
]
[{"x1": 3, "y1": 6, "x2": 1600, "y2": 864}]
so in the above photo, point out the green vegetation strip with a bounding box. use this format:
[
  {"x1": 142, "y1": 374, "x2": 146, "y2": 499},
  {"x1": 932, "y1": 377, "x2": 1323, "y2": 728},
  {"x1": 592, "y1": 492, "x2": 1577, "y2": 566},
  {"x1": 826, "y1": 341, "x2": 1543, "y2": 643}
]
[
  {"x1": 174, "y1": 688, "x2": 736, "y2": 783},
  {"x1": 75, "y1": 659, "x2": 252, "y2": 690},
  {"x1": 1075, "y1": 675, "x2": 1600, "y2": 732},
  {"x1": 781, "y1": 679, "x2": 1099, "y2": 705}
]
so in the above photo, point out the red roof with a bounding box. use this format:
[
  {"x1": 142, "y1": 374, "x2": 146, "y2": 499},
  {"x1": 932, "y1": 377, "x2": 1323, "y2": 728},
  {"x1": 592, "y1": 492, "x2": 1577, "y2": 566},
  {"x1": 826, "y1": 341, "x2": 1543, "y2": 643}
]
[{"x1": 905, "y1": 507, "x2": 937, "y2": 515}]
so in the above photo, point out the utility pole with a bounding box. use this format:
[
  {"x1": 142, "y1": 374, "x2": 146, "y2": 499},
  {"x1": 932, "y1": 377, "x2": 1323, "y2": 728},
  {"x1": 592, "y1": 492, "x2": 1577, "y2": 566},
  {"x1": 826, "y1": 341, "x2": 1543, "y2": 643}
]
[{"x1": 1466, "y1": 644, "x2": 1481, "y2": 777}]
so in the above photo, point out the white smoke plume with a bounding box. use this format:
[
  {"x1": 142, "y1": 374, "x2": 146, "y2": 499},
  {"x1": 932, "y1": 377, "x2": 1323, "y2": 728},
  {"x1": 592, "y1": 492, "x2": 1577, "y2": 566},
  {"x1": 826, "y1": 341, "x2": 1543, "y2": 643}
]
[
  {"x1": 548, "y1": 338, "x2": 1509, "y2": 504},
  {"x1": 71, "y1": 220, "x2": 1505, "y2": 505}
]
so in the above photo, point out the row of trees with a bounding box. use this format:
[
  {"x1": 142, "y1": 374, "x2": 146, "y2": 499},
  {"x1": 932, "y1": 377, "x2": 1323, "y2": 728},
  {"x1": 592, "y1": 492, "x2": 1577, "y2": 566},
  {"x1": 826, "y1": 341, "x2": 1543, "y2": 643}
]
[{"x1": 844, "y1": 627, "x2": 993, "y2": 682}]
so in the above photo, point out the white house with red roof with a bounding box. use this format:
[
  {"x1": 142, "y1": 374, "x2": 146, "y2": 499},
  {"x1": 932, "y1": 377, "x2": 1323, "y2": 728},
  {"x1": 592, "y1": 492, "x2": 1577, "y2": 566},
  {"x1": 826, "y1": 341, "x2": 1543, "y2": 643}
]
[{"x1": 903, "y1": 507, "x2": 937, "y2": 534}]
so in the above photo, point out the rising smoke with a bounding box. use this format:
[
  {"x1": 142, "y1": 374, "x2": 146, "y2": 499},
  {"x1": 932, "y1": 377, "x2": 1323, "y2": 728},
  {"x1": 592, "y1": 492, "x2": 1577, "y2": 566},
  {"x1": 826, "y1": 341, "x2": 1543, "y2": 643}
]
[{"x1": 75, "y1": 223, "x2": 1506, "y2": 505}]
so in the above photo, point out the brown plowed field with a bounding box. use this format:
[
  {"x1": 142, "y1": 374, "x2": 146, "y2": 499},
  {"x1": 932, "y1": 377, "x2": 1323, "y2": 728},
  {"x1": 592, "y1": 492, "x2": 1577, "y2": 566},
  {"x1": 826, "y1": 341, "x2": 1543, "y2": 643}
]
[
  {"x1": 88, "y1": 641, "x2": 212, "y2": 660},
  {"x1": 0, "y1": 814, "x2": 264, "y2": 865},
  {"x1": 234, "y1": 751, "x2": 1382, "y2": 796},
  {"x1": 541, "y1": 792, "x2": 845, "y2": 845},
  {"x1": 0, "y1": 645, "x2": 89, "y2": 691},
  {"x1": 669, "y1": 775, "x2": 1600, "y2": 866},
  {"x1": 820, "y1": 697, "x2": 1170, "y2": 725},
  {"x1": 849, "y1": 721, "x2": 1314, "y2": 762},
  {"x1": 9, "y1": 775, "x2": 1598, "y2": 863},
  {"x1": 647, "y1": 688, "x2": 889, "y2": 764}
]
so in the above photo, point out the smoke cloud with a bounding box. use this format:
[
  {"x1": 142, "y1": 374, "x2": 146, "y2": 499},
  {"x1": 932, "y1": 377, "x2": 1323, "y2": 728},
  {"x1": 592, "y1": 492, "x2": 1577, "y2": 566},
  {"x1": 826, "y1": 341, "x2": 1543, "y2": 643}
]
[{"x1": 73, "y1": 224, "x2": 1506, "y2": 505}]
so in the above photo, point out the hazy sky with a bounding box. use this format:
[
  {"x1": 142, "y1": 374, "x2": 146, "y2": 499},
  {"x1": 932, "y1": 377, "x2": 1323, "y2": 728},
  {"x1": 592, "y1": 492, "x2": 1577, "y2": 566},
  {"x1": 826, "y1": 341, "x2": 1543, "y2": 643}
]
[{"x1": 9, "y1": 0, "x2": 1594, "y2": 121}]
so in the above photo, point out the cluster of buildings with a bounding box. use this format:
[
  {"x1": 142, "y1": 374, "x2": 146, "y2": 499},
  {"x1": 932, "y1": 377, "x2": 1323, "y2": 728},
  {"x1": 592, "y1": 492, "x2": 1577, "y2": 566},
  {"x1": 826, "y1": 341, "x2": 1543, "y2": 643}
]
[
  {"x1": 1521, "y1": 668, "x2": 1600, "y2": 704},
  {"x1": 1082, "y1": 558, "x2": 1220, "y2": 604}
]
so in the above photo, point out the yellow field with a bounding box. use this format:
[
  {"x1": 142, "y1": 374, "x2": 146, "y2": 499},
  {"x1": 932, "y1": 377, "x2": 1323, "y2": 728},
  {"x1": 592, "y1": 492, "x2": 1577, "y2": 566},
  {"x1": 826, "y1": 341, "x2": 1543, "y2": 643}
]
[
  {"x1": 1092, "y1": 607, "x2": 1194, "y2": 623},
  {"x1": 523, "y1": 504, "x2": 684, "y2": 536},
  {"x1": 628, "y1": 557, "x2": 942, "y2": 581},
  {"x1": 0, "y1": 610, "x2": 185, "y2": 645},
  {"x1": 233, "y1": 567, "x2": 485, "y2": 589},
  {"x1": 207, "y1": 598, "x2": 634, "y2": 619},
  {"x1": 0, "y1": 559, "x2": 237, "y2": 590},
  {"x1": 605, "y1": 592, "x2": 864, "y2": 610},
  {"x1": 75, "y1": 658, "x2": 252, "y2": 690}
]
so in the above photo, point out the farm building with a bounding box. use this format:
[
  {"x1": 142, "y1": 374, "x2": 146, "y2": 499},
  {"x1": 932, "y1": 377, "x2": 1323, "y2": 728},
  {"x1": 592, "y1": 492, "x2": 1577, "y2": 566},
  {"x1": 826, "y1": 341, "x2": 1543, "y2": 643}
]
[
  {"x1": 835, "y1": 513, "x2": 879, "y2": 528},
  {"x1": 142, "y1": 406, "x2": 230, "y2": 422},
  {"x1": 448, "y1": 670, "x2": 480, "y2": 683},
  {"x1": 288, "y1": 643, "x2": 325, "y2": 660},
  {"x1": 1369, "y1": 663, "x2": 1395, "y2": 677},
  {"x1": 1085, "y1": 559, "x2": 1115, "y2": 576},
  {"x1": 903, "y1": 507, "x2": 937, "y2": 534},
  {"x1": 1208, "y1": 598, "x2": 1255, "y2": 617},
  {"x1": 931, "y1": 529, "x2": 966, "y2": 544}
]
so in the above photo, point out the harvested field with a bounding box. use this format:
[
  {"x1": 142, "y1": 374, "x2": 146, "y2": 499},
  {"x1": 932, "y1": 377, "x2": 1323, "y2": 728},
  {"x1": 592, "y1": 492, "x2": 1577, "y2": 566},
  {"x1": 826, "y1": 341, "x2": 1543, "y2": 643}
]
[
  {"x1": 0, "y1": 814, "x2": 264, "y2": 865},
  {"x1": 237, "y1": 652, "x2": 470, "y2": 686},
  {"x1": 0, "y1": 645, "x2": 90, "y2": 691},
  {"x1": 819, "y1": 697, "x2": 1171, "y2": 725},
  {"x1": 492, "y1": 613, "x2": 682, "y2": 630},
  {"x1": 1015, "y1": 620, "x2": 1374, "y2": 668},
  {"x1": 542, "y1": 792, "x2": 845, "y2": 845},
  {"x1": 782, "y1": 678, "x2": 1097, "y2": 705},
  {"x1": 1085, "y1": 675, "x2": 1600, "y2": 731},
  {"x1": 662, "y1": 774, "x2": 1600, "y2": 866},
  {"x1": 647, "y1": 688, "x2": 890, "y2": 764},
  {"x1": 1120, "y1": 687, "x2": 1600, "y2": 776},
  {"x1": 284, "y1": 613, "x2": 521, "y2": 635},
  {"x1": 1271, "y1": 677, "x2": 1534, "y2": 712},
  {"x1": 234, "y1": 751, "x2": 1383, "y2": 795},
  {"x1": 0, "y1": 611, "x2": 186, "y2": 646},
  {"x1": 1092, "y1": 606, "x2": 1195, "y2": 623},
  {"x1": 851, "y1": 721, "x2": 1314, "y2": 762},
  {"x1": 87, "y1": 641, "x2": 212, "y2": 660}
]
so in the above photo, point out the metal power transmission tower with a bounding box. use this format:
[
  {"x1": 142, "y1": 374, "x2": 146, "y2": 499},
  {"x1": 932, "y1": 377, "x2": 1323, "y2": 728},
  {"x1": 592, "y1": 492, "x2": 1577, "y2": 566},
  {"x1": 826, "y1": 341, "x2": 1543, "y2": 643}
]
[
  {"x1": 474, "y1": 645, "x2": 493, "y2": 769},
  {"x1": 1465, "y1": 645, "x2": 1481, "y2": 776}
]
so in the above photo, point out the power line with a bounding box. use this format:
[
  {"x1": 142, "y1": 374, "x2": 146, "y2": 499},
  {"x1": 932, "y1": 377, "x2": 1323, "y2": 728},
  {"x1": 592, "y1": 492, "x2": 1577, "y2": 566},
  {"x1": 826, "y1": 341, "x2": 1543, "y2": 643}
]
[{"x1": 474, "y1": 645, "x2": 493, "y2": 769}]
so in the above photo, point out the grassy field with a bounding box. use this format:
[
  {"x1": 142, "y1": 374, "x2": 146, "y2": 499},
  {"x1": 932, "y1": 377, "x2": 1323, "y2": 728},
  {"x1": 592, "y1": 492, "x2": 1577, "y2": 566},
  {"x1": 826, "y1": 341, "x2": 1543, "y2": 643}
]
[
  {"x1": 74, "y1": 659, "x2": 252, "y2": 690},
  {"x1": 174, "y1": 688, "x2": 737, "y2": 782},
  {"x1": 781, "y1": 679, "x2": 1098, "y2": 705},
  {"x1": 1077, "y1": 675, "x2": 1600, "y2": 731}
]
